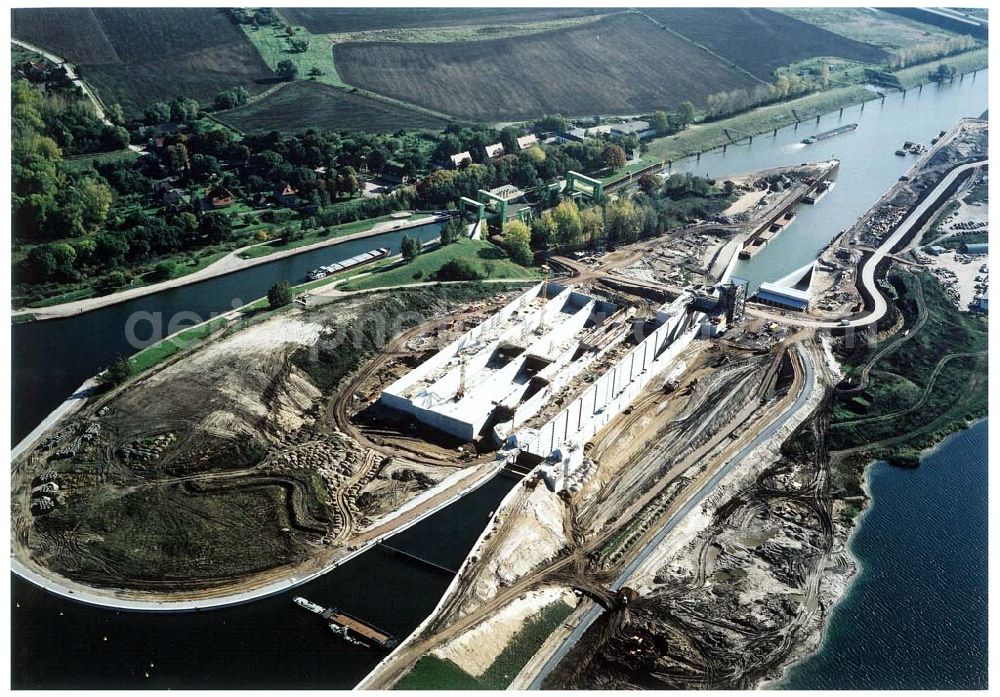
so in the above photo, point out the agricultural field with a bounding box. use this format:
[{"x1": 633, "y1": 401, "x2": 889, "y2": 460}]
[
  {"x1": 645, "y1": 8, "x2": 887, "y2": 81},
  {"x1": 215, "y1": 81, "x2": 449, "y2": 134},
  {"x1": 334, "y1": 13, "x2": 758, "y2": 122},
  {"x1": 11, "y1": 8, "x2": 275, "y2": 116},
  {"x1": 777, "y1": 7, "x2": 959, "y2": 50},
  {"x1": 280, "y1": 7, "x2": 608, "y2": 34}
]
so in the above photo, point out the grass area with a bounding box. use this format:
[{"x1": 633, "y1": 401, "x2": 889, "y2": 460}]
[
  {"x1": 647, "y1": 85, "x2": 875, "y2": 161},
  {"x1": 61, "y1": 149, "x2": 141, "y2": 173},
  {"x1": 890, "y1": 46, "x2": 989, "y2": 89},
  {"x1": 324, "y1": 15, "x2": 603, "y2": 44},
  {"x1": 129, "y1": 315, "x2": 232, "y2": 374},
  {"x1": 237, "y1": 214, "x2": 403, "y2": 259},
  {"x1": 599, "y1": 157, "x2": 664, "y2": 185},
  {"x1": 341, "y1": 238, "x2": 539, "y2": 291},
  {"x1": 395, "y1": 600, "x2": 575, "y2": 690},
  {"x1": 828, "y1": 270, "x2": 988, "y2": 454},
  {"x1": 395, "y1": 656, "x2": 482, "y2": 690},
  {"x1": 239, "y1": 22, "x2": 346, "y2": 87},
  {"x1": 776, "y1": 7, "x2": 958, "y2": 50}
]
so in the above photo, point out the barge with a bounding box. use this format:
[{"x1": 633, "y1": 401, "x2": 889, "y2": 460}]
[
  {"x1": 803, "y1": 180, "x2": 835, "y2": 204},
  {"x1": 305, "y1": 246, "x2": 390, "y2": 281},
  {"x1": 802, "y1": 123, "x2": 857, "y2": 145},
  {"x1": 293, "y1": 596, "x2": 398, "y2": 649}
]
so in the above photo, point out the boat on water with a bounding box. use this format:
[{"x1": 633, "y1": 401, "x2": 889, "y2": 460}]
[
  {"x1": 305, "y1": 246, "x2": 390, "y2": 281},
  {"x1": 803, "y1": 180, "x2": 835, "y2": 204},
  {"x1": 293, "y1": 596, "x2": 398, "y2": 649},
  {"x1": 802, "y1": 123, "x2": 857, "y2": 145}
]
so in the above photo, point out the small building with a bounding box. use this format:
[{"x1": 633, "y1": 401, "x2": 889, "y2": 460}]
[
  {"x1": 556, "y1": 128, "x2": 588, "y2": 143},
  {"x1": 970, "y1": 296, "x2": 988, "y2": 314},
  {"x1": 925, "y1": 245, "x2": 947, "y2": 256},
  {"x1": 610, "y1": 120, "x2": 655, "y2": 139},
  {"x1": 273, "y1": 183, "x2": 299, "y2": 206},
  {"x1": 160, "y1": 188, "x2": 184, "y2": 206},
  {"x1": 450, "y1": 151, "x2": 473, "y2": 168},
  {"x1": 203, "y1": 186, "x2": 235, "y2": 210},
  {"x1": 516, "y1": 134, "x2": 539, "y2": 151},
  {"x1": 381, "y1": 160, "x2": 409, "y2": 185},
  {"x1": 754, "y1": 282, "x2": 810, "y2": 312},
  {"x1": 961, "y1": 242, "x2": 988, "y2": 255},
  {"x1": 484, "y1": 143, "x2": 505, "y2": 160}
]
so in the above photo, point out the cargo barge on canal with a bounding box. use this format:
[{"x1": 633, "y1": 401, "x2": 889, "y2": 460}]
[
  {"x1": 293, "y1": 596, "x2": 399, "y2": 649},
  {"x1": 802, "y1": 123, "x2": 857, "y2": 145},
  {"x1": 305, "y1": 246, "x2": 390, "y2": 281}
]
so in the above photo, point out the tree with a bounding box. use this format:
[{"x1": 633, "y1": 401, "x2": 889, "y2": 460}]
[
  {"x1": 435, "y1": 258, "x2": 484, "y2": 281},
  {"x1": 276, "y1": 60, "x2": 298, "y2": 81},
  {"x1": 677, "y1": 101, "x2": 696, "y2": 127},
  {"x1": 650, "y1": 110, "x2": 670, "y2": 135},
  {"x1": 530, "y1": 214, "x2": 557, "y2": 250},
  {"x1": 268, "y1": 280, "x2": 294, "y2": 308},
  {"x1": 440, "y1": 217, "x2": 465, "y2": 245},
  {"x1": 401, "y1": 235, "x2": 420, "y2": 262},
  {"x1": 503, "y1": 220, "x2": 533, "y2": 266},
  {"x1": 601, "y1": 144, "x2": 627, "y2": 170},
  {"x1": 200, "y1": 213, "x2": 233, "y2": 244},
  {"x1": 151, "y1": 260, "x2": 177, "y2": 281},
  {"x1": 288, "y1": 38, "x2": 310, "y2": 52},
  {"x1": 102, "y1": 355, "x2": 133, "y2": 387},
  {"x1": 551, "y1": 200, "x2": 584, "y2": 247}
]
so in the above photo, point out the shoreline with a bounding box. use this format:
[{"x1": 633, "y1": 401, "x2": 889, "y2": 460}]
[
  {"x1": 11, "y1": 460, "x2": 501, "y2": 613},
  {"x1": 762, "y1": 415, "x2": 988, "y2": 688},
  {"x1": 12, "y1": 213, "x2": 446, "y2": 322}
]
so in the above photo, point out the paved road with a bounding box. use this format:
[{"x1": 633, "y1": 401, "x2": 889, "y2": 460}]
[
  {"x1": 748, "y1": 159, "x2": 987, "y2": 330},
  {"x1": 528, "y1": 343, "x2": 817, "y2": 689}
]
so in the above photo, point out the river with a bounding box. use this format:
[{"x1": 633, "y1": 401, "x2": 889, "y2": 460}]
[
  {"x1": 11, "y1": 73, "x2": 988, "y2": 689},
  {"x1": 674, "y1": 72, "x2": 987, "y2": 291},
  {"x1": 781, "y1": 419, "x2": 988, "y2": 689},
  {"x1": 12, "y1": 221, "x2": 444, "y2": 444}
]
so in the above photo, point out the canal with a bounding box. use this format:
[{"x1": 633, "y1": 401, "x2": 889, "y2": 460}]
[
  {"x1": 12, "y1": 221, "x2": 444, "y2": 444},
  {"x1": 12, "y1": 470, "x2": 519, "y2": 689},
  {"x1": 11, "y1": 72, "x2": 988, "y2": 689},
  {"x1": 674, "y1": 72, "x2": 987, "y2": 291}
]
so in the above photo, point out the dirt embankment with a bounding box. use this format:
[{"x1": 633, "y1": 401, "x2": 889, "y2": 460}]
[{"x1": 11, "y1": 285, "x2": 513, "y2": 600}]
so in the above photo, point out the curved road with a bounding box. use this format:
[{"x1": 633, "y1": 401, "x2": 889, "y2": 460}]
[
  {"x1": 528, "y1": 343, "x2": 817, "y2": 688},
  {"x1": 748, "y1": 159, "x2": 987, "y2": 330}
]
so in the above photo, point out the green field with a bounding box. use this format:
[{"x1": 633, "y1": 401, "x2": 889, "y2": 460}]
[
  {"x1": 889, "y1": 46, "x2": 989, "y2": 89},
  {"x1": 342, "y1": 238, "x2": 539, "y2": 291},
  {"x1": 281, "y1": 7, "x2": 606, "y2": 33},
  {"x1": 216, "y1": 81, "x2": 449, "y2": 134},
  {"x1": 776, "y1": 7, "x2": 959, "y2": 50}
]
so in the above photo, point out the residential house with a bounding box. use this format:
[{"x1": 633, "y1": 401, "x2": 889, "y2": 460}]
[
  {"x1": 273, "y1": 183, "x2": 299, "y2": 206},
  {"x1": 610, "y1": 120, "x2": 656, "y2": 139},
  {"x1": 450, "y1": 151, "x2": 473, "y2": 168},
  {"x1": 484, "y1": 143, "x2": 505, "y2": 160},
  {"x1": 381, "y1": 160, "x2": 409, "y2": 185},
  {"x1": 203, "y1": 186, "x2": 235, "y2": 210},
  {"x1": 516, "y1": 134, "x2": 539, "y2": 151}
]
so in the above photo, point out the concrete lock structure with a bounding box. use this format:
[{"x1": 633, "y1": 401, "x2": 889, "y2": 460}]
[{"x1": 380, "y1": 283, "x2": 707, "y2": 491}]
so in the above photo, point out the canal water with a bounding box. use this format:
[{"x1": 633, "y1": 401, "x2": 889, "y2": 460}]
[
  {"x1": 781, "y1": 419, "x2": 988, "y2": 690},
  {"x1": 674, "y1": 72, "x2": 988, "y2": 292},
  {"x1": 11, "y1": 470, "x2": 518, "y2": 689},
  {"x1": 12, "y1": 222, "x2": 443, "y2": 443}
]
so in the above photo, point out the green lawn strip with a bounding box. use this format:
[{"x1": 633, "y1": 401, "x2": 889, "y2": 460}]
[
  {"x1": 890, "y1": 46, "x2": 989, "y2": 89},
  {"x1": 647, "y1": 85, "x2": 874, "y2": 161},
  {"x1": 395, "y1": 655, "x2": 483, "y2": 690},
  {"x1": 237, "y1": 214, "x2": 404, "y2": 259},
  {"x1": 478, "y1": 600, "x2": 575, "y2": 689},
  {"x1": 599, "y1": 157, "x2": 664, "y2": 185},
  {"x1": 61, "y1": 149, "x2": 141, "y2": 173},
  {"x1": 342, "y1": 239, "x2": 539, "y2": 291},
  {"x1": 394, "y1": 600, "x2": 575, "y2": 690}
]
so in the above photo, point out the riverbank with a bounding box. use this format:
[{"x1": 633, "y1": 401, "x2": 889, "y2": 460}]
[
  {"x1": 12, "y1": 451, "x2": 500, "y2": 613},
  {"x1": 774, "y1": 417, "x2": 988, "y2": 689},
  {"x1": 648, "y1": 51, "x2": 987, "y2": 162},
  {"x1": 12, "y1": 213, "x2": 445, "y2": 322}
]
